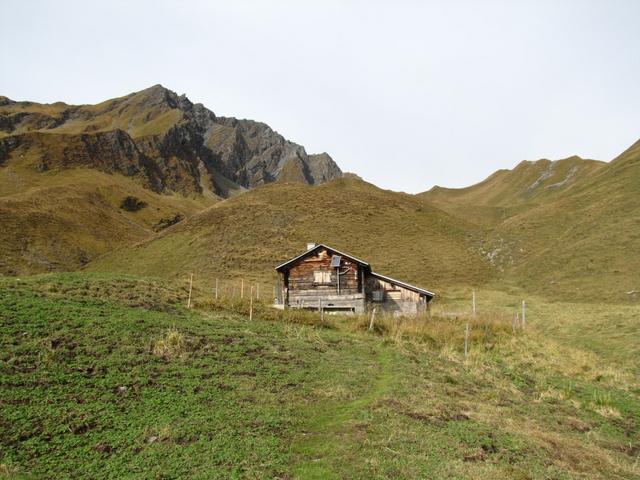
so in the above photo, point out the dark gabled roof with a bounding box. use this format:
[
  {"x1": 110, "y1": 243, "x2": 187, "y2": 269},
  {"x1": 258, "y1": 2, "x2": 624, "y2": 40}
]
[
  {"x1": 369, "y1": 271, "x2": 435, "y2": 298},
  {"x1": 275, "y1": 243, "x2": 369, "y2": 271}
]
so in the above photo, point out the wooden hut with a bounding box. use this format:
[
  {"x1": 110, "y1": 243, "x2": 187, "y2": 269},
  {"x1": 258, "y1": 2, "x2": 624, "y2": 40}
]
[{"x1": 275, "y1": 243, "x2": 434, "y2": 315}]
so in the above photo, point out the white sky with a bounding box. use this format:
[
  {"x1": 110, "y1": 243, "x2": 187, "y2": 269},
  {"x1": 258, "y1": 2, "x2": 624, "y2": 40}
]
[{"x1": 2, "y1": 0, "x2": 639, "y2": 193}]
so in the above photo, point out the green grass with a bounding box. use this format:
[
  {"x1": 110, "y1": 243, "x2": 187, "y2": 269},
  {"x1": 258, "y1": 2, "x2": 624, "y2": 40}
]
[{"x1": 1, "y1": 273, "x2": 638, "y2": 479}]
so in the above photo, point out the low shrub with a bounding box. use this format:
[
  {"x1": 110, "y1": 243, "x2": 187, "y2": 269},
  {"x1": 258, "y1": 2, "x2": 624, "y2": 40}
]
[{"x1": 119, "y1": 196, "x2": 147, "y2": 212}]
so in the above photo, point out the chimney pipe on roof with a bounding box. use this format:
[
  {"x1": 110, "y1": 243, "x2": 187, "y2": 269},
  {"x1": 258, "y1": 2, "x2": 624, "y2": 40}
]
[{"x1": 306, "y1": 243, "x2": 317, "y2": 251}]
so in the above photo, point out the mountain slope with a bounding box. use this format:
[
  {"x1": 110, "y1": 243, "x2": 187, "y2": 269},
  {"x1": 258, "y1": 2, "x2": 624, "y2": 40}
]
[
  {"x1": 419, "y1": 146, "x2": 640, "y2": 301},
  {"x1": 2, "y1": 86, "x2": 638, "y2": 302},
  {"x1": 0, "y1": 85, "x2": 342, "y2": 197},
  {"x1": 0, "y1": 86, "x2": 343, "y2": 275},
  {"x1": 420, "y1": 156, "x2": 606, "y2": 226},
  {"x1": 0, "y1": 164, "x2": 210, "y2": 275},
  {"x1": 85, "y1": 139, "x2": 640, "y2": 302},
  {"x1": 87, "y1": 177, "x2": 494, "y2": 292},
  {"x1": 500, "y1": 142, "x2": 640, "y2": 300}
]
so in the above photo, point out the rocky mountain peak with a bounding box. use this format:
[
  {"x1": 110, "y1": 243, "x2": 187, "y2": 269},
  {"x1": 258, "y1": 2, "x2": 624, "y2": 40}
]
[
  {"x1": 131, "y1": 84, "x2": 182, "y2": 110},
  {"x1": 0, "y1": 86, "x2": 343, "y2": 197}
]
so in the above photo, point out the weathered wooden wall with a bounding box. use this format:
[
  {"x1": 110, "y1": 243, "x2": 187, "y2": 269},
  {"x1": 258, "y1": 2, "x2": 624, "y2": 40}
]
[
  {"x1": 365, "y1": 276, "x2": 427, "y2": 315},
  {"x1": 285, "y1": 247, "x2": 365, "y2": 312},
  {"x1": 288, "y1": 248, "x2": 360, "y2": 294}
]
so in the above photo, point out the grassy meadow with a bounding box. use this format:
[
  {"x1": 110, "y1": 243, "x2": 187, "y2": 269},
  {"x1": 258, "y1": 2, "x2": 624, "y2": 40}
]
[{"x1": 1, "y1": 273, "x2": 638, "y2": 479}]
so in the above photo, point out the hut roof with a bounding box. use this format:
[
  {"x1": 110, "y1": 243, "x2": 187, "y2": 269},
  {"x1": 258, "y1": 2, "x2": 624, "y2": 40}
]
[
  {"x1": 275, "y1": 243, "x2": 369, "y2": 271},
  {"x1": 369, "y1": 271, "x2": 435, "y2": 298}
]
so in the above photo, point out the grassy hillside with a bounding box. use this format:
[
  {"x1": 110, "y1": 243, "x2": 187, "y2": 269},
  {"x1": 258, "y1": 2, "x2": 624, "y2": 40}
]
[
  {"x1": 419, "y1": 156, "x2": 606, "y2": 230},
  {"x1": 492, "y1": 147, "x2": 640, "y2": 302},
  {"x1": 3, "y1": 144, "x2": 637, "y2": 302},
  {"x1": 1, "y1": 273, "x2": 638, "y2": 478},
  {"x1": 87, "y1": 177, "x2": 494, "y2": 294},
  {"x1": 0, "y1": 165, "x2": 213, "y2": 275},
  {"x1": 419, "y1": 146, "x2": 640, "y2": 302},
  {"x1": 422, "y1": 156, "x2": 605, "y2": 218},
  {"x1": 86, "y1": 143, "x2": 640, "y2": 303}
]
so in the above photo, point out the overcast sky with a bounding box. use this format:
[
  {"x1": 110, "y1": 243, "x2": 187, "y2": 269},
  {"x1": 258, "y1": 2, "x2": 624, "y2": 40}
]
[{"x1": 2, "y1": 0, "x2": 639, "y2": 193}]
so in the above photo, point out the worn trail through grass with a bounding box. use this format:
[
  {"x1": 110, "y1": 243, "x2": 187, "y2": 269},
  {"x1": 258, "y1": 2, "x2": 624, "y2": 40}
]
[{"x1": 291, "y1": 346, "x2": 396, "y2": 479}]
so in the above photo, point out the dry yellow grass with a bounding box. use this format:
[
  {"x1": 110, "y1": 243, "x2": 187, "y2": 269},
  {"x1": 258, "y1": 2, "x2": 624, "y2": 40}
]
[
  {"x1": 88, "y1": 178, "x2": 494, "y2": 296},
  {"x1": 151, "y1": 328, "x2": 187, "y2": 360},
  {"x1": 0, "y1": 166, "x2": 214, "y2": 275}
]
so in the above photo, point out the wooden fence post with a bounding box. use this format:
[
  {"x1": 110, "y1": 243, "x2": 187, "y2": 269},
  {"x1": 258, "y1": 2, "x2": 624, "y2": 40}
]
[
  {"x1": 256, "y1": 283, "x2": 260, "y2": 300},
  {"x1": 241, "y1": 279, "x2": 244, "y2": 299},
  {"x1": 215, "y1": 278, "x2": 219, "y2": 300},
  {"x1": 522, "y1": 300, "x2": 526, "y2": 329},
  {"x1": 187, "y1": 273, "x2": 193, "y2": 309},
  {"x1": 464, "y1": 322, "x2": 470, "y2": 359},
  {"x1": 369, "y1": 307, "x2": 377, "y2": 331},
  {"x1": 319, "y1": 299, "x2": 324, "y2": 325},
  {"x1": 472, "y1": 290, "x2": 476, "y2": 319},
  {"x1": 249, "y1": 286, "x2": 254, "y2": 321}
]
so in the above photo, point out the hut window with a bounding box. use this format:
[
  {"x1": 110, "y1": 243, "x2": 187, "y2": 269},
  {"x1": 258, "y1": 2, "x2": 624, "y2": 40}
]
[
  {"x1": 314, "y1": 270, "x2": 332, "y2": 284},
  {"x1": 372, "y1": 290, "x2": 384, "y2": 302}
]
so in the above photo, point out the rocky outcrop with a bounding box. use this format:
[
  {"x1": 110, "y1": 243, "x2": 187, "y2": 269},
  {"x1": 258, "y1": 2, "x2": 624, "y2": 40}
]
[
  {"x1": 0, "y1": 85, "x2": 342, "y2": 197},
  {"x1": 306, "y1": 153, "x2": 343, "y2": 184}
]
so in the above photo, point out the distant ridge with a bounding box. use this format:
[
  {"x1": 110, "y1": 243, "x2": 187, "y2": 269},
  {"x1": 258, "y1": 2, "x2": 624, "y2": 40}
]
[
  {"x1": 418, "y1": 145, "x2": 640, "y2": 301},
  {"x1": 421, "y1": 156, "x2": 605, "y2": 209}
]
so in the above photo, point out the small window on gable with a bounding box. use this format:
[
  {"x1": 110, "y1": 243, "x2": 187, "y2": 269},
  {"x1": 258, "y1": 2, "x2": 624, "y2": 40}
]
[{"x1": 314, "y1": 270, "x2": 332, "y2": 284}]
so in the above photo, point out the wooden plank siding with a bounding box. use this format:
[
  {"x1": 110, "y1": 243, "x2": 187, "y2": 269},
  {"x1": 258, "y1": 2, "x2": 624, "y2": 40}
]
[
  {"x1": 366, "y1": 275, "x2": 427, "y2": 315},
  {"x1": 366, "y1": 277, "x2": 422, "y2": 302},
  {"x1": 288, "y1": 249, "x2": 360, "y2": 294},
  {"x1": 284, "y1": 247, "x2": 365, "y2": 312}
]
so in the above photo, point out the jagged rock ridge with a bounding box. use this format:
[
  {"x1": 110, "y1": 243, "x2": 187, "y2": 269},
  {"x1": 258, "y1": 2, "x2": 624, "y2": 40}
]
[{"x1": 0, "y1": 85, "x2": 342, "y2": 197}]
